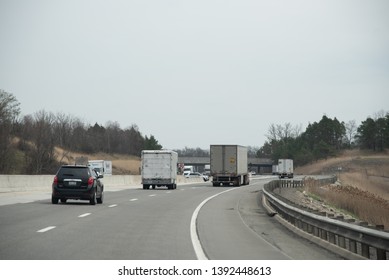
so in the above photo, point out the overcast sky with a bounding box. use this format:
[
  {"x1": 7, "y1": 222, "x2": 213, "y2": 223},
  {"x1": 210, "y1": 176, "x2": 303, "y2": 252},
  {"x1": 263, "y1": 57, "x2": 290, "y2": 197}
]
[{"x1": 1, "y1": 0, "x2": 388, "y2": 150}]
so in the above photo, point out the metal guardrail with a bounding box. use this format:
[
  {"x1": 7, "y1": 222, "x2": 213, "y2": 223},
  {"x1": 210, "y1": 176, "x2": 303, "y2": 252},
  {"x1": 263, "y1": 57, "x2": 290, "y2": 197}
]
[{"x1": 262, "y1": 177, "x2": 389, "y2": 260}]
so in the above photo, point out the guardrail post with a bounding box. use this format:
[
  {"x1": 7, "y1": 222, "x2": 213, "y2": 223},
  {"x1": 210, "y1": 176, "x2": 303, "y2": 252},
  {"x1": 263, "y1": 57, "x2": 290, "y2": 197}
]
[
  {"x1": 349, "y1": 239, "x2": 357, "y2": 254},
  {"x1": 320, "y1": 229, "x2": 327, "y2": 240},
  {"x1": 338, "y1": 236, "x2": 346, "y2": 249},
  {"x1": 376, "y1": 249, "x2": 386, "y2": 260},
  {"x1": 361, "y1": 243, "x2": 370, "y2": 258},
  {"x1": 313, "y1": 226, "x2": 320, "y2": 237},
  {"x1": 307, "y1": 224, "x2": 313, "y2": 234},
  {"x1": 328, "y1": 232, "x2": 336, "y2": 244}
]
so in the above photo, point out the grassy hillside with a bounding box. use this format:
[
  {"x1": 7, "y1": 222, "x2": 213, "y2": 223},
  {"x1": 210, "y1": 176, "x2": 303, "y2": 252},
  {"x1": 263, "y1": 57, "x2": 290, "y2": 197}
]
[
  {"x1": 295, "y1": 149, "x2": 389, "y2": 200},
  {"x1": 295, "y1": 149, "x2": 389, "y2": 229},
  {"x1": 54, "y1": 147, "x2": 141, "y2": 175}
]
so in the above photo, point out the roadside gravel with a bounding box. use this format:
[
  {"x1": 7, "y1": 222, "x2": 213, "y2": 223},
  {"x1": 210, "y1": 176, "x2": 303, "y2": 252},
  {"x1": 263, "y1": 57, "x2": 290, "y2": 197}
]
[{"x1": 273, "y1": 186, "x2": 358, "y2": 221}]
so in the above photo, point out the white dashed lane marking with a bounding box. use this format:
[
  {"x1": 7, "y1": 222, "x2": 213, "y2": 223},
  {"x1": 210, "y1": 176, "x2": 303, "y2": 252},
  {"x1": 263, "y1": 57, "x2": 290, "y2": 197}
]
[
  {"x1": 36, "y1": 191, "x2": 178, "y2": 234},
  {"x1": 37, "y1": 226, "x2": 56, "y2": 233},
  {"x1": 78, "y1": 213, "x2": 91, "y2": 218}
]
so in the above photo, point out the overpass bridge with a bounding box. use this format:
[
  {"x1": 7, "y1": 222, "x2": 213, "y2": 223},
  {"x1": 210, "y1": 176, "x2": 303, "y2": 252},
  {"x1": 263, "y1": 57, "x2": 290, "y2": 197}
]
[{"x1": 178, "y1": 157, "x2": 274, "y2": 174}]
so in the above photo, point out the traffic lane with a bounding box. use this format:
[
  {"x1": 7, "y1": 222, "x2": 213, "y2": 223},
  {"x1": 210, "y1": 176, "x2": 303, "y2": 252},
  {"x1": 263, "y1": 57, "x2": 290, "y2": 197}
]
[
  {"x1": 197, "y1": 180, "x2": 343, "y2": 260},
  {"x1": 0, "y1": 194, "x2": 120, "y2": 259},
  {"x1": 237, "y1": 185, "x2": 343, "y2": 259},
  {"x1": 0, "y1": 182, "x2": 224, "y2": 259},
  {"x1": 197, "y1": 182, "x2": 289, "y2": 260},
  {"x1": 0, "y1": 197, "x2": 109, "y2": 259}
]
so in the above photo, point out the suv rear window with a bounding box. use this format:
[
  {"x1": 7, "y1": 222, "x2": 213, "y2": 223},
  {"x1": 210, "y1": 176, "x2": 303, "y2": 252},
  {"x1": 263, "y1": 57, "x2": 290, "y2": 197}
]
[{"x1": 57, "y1": 166, "x2": 90, "y2": 179}]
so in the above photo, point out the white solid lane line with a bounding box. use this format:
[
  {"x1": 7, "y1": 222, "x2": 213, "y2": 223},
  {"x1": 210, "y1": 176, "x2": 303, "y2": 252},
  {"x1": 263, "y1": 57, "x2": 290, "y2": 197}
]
[
  {"x1": 190, "y1": 188, "x2": 239, "y2": 260},
  {"x1": 37, "y1": 226, "x2": 56, "y2": 233}
]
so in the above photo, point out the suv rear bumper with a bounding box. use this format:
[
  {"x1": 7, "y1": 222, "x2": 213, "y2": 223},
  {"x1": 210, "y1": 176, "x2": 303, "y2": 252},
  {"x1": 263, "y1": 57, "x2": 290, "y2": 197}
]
[{"x1": 52, "y1": 186, "x2": 95, "y2": 200}]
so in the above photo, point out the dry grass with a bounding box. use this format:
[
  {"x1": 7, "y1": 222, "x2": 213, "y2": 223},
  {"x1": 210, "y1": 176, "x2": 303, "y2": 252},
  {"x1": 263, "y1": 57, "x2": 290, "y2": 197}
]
[
  {"x1": 297, "y1": 150, "x2": 389, "y2": 229},
  {"x1": 54, "y1": 147, "x2": 141, "y2": 175},
  {"x1": 305, "y1": 180, "x2": 389, "y2": 229}
]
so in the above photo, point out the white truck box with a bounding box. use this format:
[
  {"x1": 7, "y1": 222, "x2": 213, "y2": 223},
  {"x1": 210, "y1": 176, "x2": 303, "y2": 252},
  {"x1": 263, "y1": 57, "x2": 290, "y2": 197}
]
[
  {"x1": 88, "y1": 160, "x2": 112, "y2": 176},
  {"x1": 141, "y1": 150, "x2": 178, "y2": 189},
  {"x1": 210, "y1": 145, "x2": 250, "y2": 186},
  {"x1": 278, "y1": 159, "x2": 294, "y2": 178},
  {"x1": 183, "y1": 165, "x2": 194, "y2": 176}
]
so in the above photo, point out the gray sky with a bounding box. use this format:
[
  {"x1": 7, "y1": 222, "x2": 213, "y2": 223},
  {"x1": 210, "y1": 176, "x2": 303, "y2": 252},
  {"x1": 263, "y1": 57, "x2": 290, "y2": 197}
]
[{"x1": 1, "y1": 0, "x2": 388, "y2": 150}]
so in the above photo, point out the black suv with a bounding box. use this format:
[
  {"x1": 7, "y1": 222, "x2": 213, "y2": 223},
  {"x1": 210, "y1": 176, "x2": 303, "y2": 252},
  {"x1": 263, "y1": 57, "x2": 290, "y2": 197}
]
[{"x1": 52, "y1": 165, "x2": 104, "y2": 205}]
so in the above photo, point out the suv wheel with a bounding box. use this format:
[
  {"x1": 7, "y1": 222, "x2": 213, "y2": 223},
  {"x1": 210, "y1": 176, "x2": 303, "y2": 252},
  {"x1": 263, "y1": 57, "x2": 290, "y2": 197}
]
[
  {"x1": 90, "y1": 191, "x2": 97, "y2": 205},
  {"x1": 97, "y1": 192, "x2": 103, "y2": 204},
  {"x1": 52, "y1": 196, "x2": 59, "y2": 204}
]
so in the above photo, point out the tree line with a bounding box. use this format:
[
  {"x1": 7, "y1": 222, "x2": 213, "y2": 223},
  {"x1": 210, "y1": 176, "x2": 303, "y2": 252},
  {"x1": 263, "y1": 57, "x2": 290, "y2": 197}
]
[
  {"x1": 1, "y1": 90, "x2": 388, "y2": 174},
  {"x1": 257, "y1": 112, "x2": 389, "y2": 166},
  {"x1": 0, "y1": 90, "x2": 162, "y2": 174}
]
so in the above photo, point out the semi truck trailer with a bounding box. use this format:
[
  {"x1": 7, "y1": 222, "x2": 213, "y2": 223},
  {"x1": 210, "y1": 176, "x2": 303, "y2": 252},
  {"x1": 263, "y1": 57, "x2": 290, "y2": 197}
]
[{"x1": 210, "y1": 145, "x2": 250, "y2": 186}]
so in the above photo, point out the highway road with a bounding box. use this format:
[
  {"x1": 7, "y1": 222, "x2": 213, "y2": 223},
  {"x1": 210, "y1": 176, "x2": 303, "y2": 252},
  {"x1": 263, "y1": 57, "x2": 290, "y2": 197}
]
[{"x1": 0, "y1": 177, "x2": 342, "y2": 260}]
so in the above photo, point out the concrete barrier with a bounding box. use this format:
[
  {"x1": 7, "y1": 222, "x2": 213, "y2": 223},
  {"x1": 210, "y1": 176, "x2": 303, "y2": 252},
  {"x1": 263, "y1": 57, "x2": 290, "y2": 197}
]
[
  {"x1": 0, "y1": 175, "x2": 205, "y2": 193},
  {"x1": 0, "y1": 175, "x2": 54, "y2": 193}
]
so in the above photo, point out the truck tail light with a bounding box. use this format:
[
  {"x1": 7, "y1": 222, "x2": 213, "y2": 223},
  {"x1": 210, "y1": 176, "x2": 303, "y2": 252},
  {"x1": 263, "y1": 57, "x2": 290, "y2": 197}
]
[{"x1": 88, "y1": 177, "x2": 94, "y2": 187}]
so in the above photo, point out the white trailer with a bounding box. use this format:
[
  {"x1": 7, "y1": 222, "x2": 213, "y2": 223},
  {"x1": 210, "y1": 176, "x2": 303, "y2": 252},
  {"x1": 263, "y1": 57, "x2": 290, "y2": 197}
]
[
  {"x1": 88, "y1": 160, "x2": 112, "y2": 176},
  {"x1": 141, "y1": 150, "x2": 178, "y2": 190},
  {"x1": 183, "y1": 165, "x2": 194, "y2": 176},
  {"x1": 210, "y1": 145, "x2": 250, "y2": 186},
  {"x1": 204, "y1": 164, "x2": 211, "y2": 175},
  {"x1": 278, "y1": 159, "x2": 293, "y2": 178}
]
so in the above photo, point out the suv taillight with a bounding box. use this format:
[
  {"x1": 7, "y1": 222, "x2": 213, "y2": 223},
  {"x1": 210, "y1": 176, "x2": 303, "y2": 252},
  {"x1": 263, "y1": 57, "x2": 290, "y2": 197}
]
[
  {"x1": 53, "y1": 176, "x2": 58, "y2": 185},
  {"x1": 88, "y1": 177, "x2": 94, "y2": 187}
]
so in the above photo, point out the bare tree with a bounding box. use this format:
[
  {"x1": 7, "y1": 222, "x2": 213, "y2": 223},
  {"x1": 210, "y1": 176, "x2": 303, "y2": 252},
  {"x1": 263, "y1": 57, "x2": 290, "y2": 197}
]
[
  {"x1": 266, "y1": 122, "x2": 301, "y2": 142},
  {"x1": 345, "y1": 120, "x2": 357, "y2": 147},
  {"x1": 23, "y1": 110, "x2": 57, "y2": 174},
  {"x1": 0, "y1": 90, "x2": 20, "y2": 173}
]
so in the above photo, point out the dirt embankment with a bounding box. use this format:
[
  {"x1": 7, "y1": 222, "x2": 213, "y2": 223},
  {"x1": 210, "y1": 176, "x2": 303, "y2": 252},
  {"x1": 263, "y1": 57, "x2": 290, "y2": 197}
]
[{"x1": 295, "y1": 149, "x2": 389, "y2": 201}]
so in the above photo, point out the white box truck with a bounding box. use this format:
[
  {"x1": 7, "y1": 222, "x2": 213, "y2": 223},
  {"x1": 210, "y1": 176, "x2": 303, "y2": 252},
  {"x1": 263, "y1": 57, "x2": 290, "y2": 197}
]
[
  {"x1": 183, "y1": 165, "x2": 194, "y2": 176},
  {"x1": 278, "y1": 159, "x2": 293, "y2": 178},
  {"x1": 88, "y1": 160, "x2": 112, "y2": 176},
  {"x1": 141, "y1": 150, "x2": 178, "y2": 190},
  {"x1": 210, "y1": 145, "x2": 250, "y2": 186}
]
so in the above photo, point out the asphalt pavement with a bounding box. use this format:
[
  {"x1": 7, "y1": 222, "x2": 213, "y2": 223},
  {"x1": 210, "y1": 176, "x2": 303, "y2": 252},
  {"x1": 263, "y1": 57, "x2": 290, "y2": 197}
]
[{"x1": 0, "y1": 177, "x2": 342, "y2": 260}]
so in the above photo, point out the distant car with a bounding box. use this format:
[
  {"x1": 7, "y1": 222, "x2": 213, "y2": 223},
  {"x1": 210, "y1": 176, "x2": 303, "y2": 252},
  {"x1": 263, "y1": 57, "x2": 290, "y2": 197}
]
[
  {"x1": 185, "y1": 172, "x2": 209, "y2": 182},
  {"x1": 51, "y1": 165, "x2": 104, "y2": 205}
]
